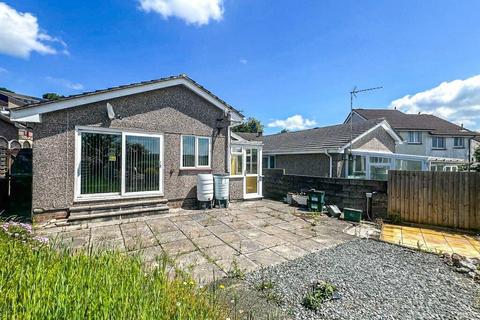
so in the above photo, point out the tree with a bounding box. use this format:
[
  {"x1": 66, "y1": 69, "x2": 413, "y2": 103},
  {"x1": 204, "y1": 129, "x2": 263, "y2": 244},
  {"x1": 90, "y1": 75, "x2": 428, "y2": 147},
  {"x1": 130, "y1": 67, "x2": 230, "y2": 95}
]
[
  {"x1": 42, "y1": 93, "x2": 65, "y2": 101},
  {"x1": 474, "y1": 145, "x2": 480, "y2": 162},
  {"x1": 280, "y1": 128, "x2": 289, "y2": 133},
  {"x1": 233, "y1": 117, "x2": 263, "y2": 133},
  {"x1": 0, "y1": 87, "x2": 14, "y2": 93}
]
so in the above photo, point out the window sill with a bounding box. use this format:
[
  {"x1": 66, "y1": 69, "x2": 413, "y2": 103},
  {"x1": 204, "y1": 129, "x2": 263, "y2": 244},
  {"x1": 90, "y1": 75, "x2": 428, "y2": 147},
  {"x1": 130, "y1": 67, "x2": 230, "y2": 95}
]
[
  {"x1": 179, "y1": 167, "x2": 212, "y2": 171},
  {"x1": 431, "y1": 148, "x2": 446, "y2": 150},
  {"x1": 407, "y1": 142, "x2": 422, "y2": 145},
  {"x1": 453, "y1": 147, "x2": 465, "y2": 149}
]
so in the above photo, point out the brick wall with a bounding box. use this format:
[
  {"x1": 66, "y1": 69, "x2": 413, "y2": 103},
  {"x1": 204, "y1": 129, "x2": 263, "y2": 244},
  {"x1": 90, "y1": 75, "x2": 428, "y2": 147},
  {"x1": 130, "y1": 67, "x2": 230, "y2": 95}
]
[{"x1": 263, "y1": 168, "x2": 388, "y2": 219}]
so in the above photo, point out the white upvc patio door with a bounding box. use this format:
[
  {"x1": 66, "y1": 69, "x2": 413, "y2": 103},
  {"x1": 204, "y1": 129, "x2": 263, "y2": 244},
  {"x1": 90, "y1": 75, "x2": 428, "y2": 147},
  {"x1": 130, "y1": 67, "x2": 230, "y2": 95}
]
[{"x1": 243, "y1": 147, "x2": 262, "y2": 199}]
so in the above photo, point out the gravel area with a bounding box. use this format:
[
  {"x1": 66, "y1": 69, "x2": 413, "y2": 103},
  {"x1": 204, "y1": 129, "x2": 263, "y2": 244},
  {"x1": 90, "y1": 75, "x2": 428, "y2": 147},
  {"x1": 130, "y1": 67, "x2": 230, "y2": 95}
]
[{"x1": 246, "y1": 239, "x2": 480, "y2": 320}]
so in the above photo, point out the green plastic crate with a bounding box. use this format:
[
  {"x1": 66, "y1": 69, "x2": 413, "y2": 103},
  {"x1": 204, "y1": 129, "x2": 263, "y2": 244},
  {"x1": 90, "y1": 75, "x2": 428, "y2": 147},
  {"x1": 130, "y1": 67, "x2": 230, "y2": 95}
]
[
  {"x1": 343, "y1": 208, "x2": 362, "y2": 222},
  {"x1": 307, "y1": 190, "x2": 325, "y2": 212}
]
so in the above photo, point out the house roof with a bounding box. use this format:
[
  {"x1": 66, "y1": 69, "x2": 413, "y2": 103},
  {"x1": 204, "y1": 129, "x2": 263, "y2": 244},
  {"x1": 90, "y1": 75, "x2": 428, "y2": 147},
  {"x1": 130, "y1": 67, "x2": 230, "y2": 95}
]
[
  {"x1": 262, "y1": 119, "x2": 396, "y2": 154},
  {"x1": 9, "y1": 74, "x2": 244, "y2": 123},
  {"x1": 234, "y1": 132, "x2": 263, "y2": 141},
  {"x1": 0, "y1": 90, "x2": 42, "y2": 108},
  {"x1": 351, "y1": 108, "x2": 477, "y2": 136}
]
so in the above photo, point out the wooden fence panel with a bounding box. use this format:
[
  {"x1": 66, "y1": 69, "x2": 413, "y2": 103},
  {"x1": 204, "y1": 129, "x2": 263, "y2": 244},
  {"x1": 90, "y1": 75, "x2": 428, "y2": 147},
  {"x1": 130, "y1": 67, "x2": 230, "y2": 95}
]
[{"x1": 388, "y1": 170, "x2": 480, "y2": 230}]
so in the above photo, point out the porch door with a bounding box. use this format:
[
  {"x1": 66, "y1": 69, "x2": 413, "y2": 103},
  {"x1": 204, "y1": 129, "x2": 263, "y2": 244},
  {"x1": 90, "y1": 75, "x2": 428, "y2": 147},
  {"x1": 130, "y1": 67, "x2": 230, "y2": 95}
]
[{"x1": 244, "y1": 147, "x2": 261, "y2": 198}]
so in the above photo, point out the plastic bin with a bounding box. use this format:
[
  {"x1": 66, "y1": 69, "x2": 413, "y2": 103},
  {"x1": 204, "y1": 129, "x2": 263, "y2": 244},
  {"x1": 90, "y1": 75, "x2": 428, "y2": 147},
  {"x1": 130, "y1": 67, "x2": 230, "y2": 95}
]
[
  {"x1": 307, "y1": 190, "x2": 325, "y2": 212},
  {"x1": 343, "y1": 208, "x2": 362, "y2": 222}
]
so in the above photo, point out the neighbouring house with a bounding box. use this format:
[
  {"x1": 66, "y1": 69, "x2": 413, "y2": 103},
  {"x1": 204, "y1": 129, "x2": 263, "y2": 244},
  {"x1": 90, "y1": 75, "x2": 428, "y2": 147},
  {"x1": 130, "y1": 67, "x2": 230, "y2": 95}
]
[
  {"x1": 0, "y1": 89, "x2": 38, "y2": 149},
  {"x1": 260, "y1": 119, "x2": 428, "y2": 180},
  {"x1": 345, "y1": 108, "x2": 479, "y2": 171},
  {"x1": 9, "y1": 75, "x2": 262, "y2": 221}
]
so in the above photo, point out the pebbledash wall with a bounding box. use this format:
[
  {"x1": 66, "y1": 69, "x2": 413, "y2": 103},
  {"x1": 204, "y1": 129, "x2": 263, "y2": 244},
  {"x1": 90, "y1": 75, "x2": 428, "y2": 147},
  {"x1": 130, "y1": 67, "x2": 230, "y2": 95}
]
[
  {"x1": 263, "y1": 168, "x2": 388, "y2": 218},
  {"x1": 32, "y1": 86, "x2": 229, "y2": 215}
]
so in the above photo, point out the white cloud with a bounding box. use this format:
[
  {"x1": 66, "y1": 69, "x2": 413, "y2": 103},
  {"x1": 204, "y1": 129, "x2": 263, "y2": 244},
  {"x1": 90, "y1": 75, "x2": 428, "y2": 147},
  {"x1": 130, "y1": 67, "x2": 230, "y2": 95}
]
[
  {"x1": 46, "y1": 76, "x2": 84, "y2": 91},
  {"x1": 239, "y1": 58, "x2": 247, "y2": 65},
  {"x1": 0, "y1": 67, "x2": 7, "y2": 73},
  {"x1": 0, "y1": 2, "x2": 67, "y2": 58},
  {"x1": 390, "y1": 74, "x2": 480, "y2": 131},
  {"x1": 268, "y1": 114, "x2": 317, "y2": 131},
  {"x1": 138, "y1": 0, "x2": 223, "y2": 26}
]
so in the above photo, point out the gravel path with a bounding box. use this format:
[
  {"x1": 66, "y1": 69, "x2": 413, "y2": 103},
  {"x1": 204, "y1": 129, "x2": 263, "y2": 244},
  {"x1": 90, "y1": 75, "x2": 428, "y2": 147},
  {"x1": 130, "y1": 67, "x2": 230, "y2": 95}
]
[{"x1": 246, "y1": 239, "x2": 480, "y2": 320}]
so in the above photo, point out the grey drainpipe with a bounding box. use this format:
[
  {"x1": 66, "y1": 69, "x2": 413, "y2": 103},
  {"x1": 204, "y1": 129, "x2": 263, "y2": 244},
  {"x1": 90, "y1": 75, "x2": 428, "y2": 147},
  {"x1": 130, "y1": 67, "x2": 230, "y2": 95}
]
[{"x1": 324, "y1": 150, "x2": 333, "y2": 178}]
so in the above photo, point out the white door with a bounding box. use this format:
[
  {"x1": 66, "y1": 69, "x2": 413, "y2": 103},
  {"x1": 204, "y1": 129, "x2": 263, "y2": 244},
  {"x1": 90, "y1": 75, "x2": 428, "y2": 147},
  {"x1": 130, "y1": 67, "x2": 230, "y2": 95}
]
[{"x1": 244, "y1": 147, "x2": 262, "y2": 199}]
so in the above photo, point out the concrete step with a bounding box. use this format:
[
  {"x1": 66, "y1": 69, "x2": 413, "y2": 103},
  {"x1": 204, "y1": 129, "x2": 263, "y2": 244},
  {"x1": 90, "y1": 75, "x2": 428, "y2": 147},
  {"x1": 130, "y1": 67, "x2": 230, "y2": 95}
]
[
  {"x1": 70, "y1": 198, "x2": 168, "y2": 213},
  {"x1": 68, "y1": 205, "x2": 169, "y2": 224}
]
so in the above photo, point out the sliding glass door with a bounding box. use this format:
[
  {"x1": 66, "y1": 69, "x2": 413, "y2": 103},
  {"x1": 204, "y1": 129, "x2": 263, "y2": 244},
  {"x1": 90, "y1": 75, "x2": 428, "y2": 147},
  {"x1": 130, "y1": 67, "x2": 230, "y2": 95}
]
[{"x1": 77, "y1": 129, "x2": 163, "y2": 199}]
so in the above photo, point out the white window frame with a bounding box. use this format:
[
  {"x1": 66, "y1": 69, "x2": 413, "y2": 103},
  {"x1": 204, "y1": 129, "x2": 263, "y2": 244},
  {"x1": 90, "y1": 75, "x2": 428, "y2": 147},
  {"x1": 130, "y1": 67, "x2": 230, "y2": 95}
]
[
  {"x1": 230, "y1": 146, "x2": 243, "y2": 177},
  {"x1": 407, "y1": 131, "x2": 422, "y2": 144},
  {"x1": 453, "y1": 137, "x2": 465, "y2": 148},
  {"x1": 74, "y1": 126, "x2": 164, "y2": 201},
  {"x1": 432, "y1": 136, "x2": 446, "y2": 150},
  {"x1": 180, "y1": 135, "x2": 212, "y2": 169}
]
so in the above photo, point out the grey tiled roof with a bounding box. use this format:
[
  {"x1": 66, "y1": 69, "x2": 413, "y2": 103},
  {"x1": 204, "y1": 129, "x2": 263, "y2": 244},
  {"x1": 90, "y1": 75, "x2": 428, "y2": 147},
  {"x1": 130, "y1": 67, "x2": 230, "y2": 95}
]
[
  {"x1": 0, "y1": 90, "x2": 42, "y2": 108},
  {"x1": 12, "y1": 74, "x2": 243, "y2": 117},
  {"x1": 262, "y1": 119, "x2": 384, "y2": 154},
  {"x1": 354, "y1": 108, "x2": 476, "y2": 136},
  {"x1": 235, "y1": 132, "x2": 263, "y2": 141}
]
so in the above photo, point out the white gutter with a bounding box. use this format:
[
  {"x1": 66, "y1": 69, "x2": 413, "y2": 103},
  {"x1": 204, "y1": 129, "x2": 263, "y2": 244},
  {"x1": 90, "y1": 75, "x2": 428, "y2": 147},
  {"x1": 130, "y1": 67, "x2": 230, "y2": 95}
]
[{"x1": 324, "y1": 150, "x2": 333, "y2": 177}]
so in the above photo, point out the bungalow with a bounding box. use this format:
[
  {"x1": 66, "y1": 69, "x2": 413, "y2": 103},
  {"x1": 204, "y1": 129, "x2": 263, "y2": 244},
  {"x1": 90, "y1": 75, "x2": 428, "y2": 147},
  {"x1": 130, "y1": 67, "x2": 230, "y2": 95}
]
[
  {"x1": 9, "y1": 75, "x2": 262, "y2": 221},
  {"x1": 260, "y1": 119, "x2": 426, "y2": 180},
  {"x1": 345, "y1": 108, "x2": 479, "y2": 171}
]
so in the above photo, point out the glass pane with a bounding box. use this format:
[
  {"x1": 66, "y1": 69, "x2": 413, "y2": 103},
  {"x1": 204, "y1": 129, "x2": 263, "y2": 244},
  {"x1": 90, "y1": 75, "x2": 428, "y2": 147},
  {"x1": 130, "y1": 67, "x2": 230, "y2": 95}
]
[
  {"x1": 81, "y1": 132, "x2": 121, "y2": 194},
  {"x1": 197, "y1": 138, "x2": 210, "y2": 166},
  {"x1": 231, "y1": 154, "x2": 242, "y2": 175},
  {"x1": 246, "y1": 149, "x2": 258, "y2": 174},
  {"x1": 347, "y1": 155, "x2": 366, "y2": 179},
  {"x1": 246, "y1": 176, "x2": 258, "y2": 194},
  {"x1": 370, "y1": 166, "x2": 389, "y2": 181},
  {"x1": 182, "y1": 136, "x2": 195, "y2": 167},
  {"x1": 269, "y1": 156, "x2": 275, "y2": 168},
  {"x1": 125, "y1": 135, "x2": 160, "y2": 193},
  {"x1": 262, "y1": 156, "x2": 268, "y2": 169}
]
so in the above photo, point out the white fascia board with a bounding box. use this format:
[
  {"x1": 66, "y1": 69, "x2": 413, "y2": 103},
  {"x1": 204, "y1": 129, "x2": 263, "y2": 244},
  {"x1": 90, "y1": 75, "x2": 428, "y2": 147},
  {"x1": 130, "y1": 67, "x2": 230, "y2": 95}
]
[
  {"x1": 12, "y1": 114, "x2": 42, "y2": 123},
  {"x1": 10, "y1": 78, "x2": 243, "y2": 123},
  {"x1": 262, "y1": 148, "x2": 340, "y2": 155},
  {"x1": 230, "y1": 132, "x2": 247, "y2": 142}
]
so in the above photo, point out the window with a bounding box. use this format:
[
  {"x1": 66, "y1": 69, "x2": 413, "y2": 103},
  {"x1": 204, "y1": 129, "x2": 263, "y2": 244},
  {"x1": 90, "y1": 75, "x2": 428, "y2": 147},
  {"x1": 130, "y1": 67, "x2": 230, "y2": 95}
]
[
  {"x1": 246, "y1": 148, "x2": 258, "y2": 174},
  {"x1": 231, "y1": 147, "x2": 243, "y2": 176},
  {"x1": 407, "y1": 131, "x2": 422, "y2": 144},
  {"x1": 181, "y1": 136, "x2": 211, "y2": 168},
  {"x1": 432, "y1": 137, "x2": 446, "y2": 149},
  {"x1": 347, "y1": 155, "x2": 366, "y2": 179},
  {"x1": 395, "y1": 159, "x2": 422, "y2": 171},
  {"x1": 453, "y1": 137, "x2": 465, "y2": 148},
  {"x1": 370, "y1": 156, "x2": 391, "y2": 164},
  {"x1": 263, "y1": 155, "x2": 276, "y2": 169},
  {"x1": 77, "y1": 129, "x2": 162, "y2": 198}
]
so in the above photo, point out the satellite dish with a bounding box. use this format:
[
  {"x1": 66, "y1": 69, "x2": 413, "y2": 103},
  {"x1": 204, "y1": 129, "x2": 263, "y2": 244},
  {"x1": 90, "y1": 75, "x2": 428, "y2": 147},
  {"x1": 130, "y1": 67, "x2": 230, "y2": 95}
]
[{"x1": 106, "y1": 103, "x2": 115, "y2": 120}]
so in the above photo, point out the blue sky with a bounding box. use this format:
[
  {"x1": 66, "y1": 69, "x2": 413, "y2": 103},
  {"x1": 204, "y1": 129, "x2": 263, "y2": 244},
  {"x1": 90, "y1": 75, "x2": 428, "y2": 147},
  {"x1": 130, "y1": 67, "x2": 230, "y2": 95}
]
[{"x1": 1, "y1": 0, "x2": 480, "y2": 134}]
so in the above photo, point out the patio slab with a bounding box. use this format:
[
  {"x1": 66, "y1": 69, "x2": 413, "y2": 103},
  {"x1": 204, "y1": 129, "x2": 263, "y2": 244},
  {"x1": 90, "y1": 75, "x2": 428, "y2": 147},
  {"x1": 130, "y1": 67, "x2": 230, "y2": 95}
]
[
  {"x1": 39, "y1": 199, "x2": 358, "y2": 284},
  {"x1": 380, "y1": 223, "x2": 480, "y2": 258}
]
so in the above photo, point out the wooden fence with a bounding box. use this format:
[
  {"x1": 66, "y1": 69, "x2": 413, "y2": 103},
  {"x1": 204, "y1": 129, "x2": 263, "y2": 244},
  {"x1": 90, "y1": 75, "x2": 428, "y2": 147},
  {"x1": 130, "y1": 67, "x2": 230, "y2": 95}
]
[{"x1": 388, "y1": 170, "x2": 480, "y2": 230}]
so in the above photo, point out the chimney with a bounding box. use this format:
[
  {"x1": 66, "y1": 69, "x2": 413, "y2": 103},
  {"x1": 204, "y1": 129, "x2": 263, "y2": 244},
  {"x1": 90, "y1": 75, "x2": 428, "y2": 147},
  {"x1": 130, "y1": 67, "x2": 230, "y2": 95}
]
[{"x1": 257, "y1": 131, "x2": 263, "y2": 137}]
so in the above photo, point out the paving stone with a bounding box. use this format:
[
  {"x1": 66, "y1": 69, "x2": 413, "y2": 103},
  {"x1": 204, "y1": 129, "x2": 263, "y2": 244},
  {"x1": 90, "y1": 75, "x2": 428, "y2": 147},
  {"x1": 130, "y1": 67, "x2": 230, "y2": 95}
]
[
  {"x1": 254, "y1": 234, "x2": 287, "y2": 248},
  {"x1": 90, "y1": 225, "x2": 122, "y2": 241},
  {"x1": 132, "y1": 245, "x2": 165, "y2": 263},
  {"x1": 229, "y1": 239, "x2": 265, "y2": 254},
  {"x1": 216, "y1": 231, "x2": 247, "y2": 244},
  {"x1": 247, "y1": 218, "x2": 271, "y2": 228},
  {"x1": 156, "y1": 230, "x2": 187, "y2": 244},
  {"x1": 270, "y1": 244, "x2": 308, "y2": 260},
  {"x1": 147, "y1": 219, "x2": 178, "y2": 234},
  {"x1": 295, "y1": 238, "x2": 324, "y2": 253},
  {"x1": 121, "y1": 224, "x2": 157, "y2": 251},
  {"x1": 181, "y1": 227, "x2": 212, "y2": 239},
  {"x1": 190, "y1": 263, "x2": 226, "y2": 286},
  {"x1": 202, "y1": 244, "x2": 239, "y2": 261},
  {"x1": 169, "y1": 215, "x2": 193, "y2": 223},
  {"x1": 196, "y1": 217, "x2": 223, "y2": 227},
  {"x1": 246, "y1": 249, "x2": 287, "y2": 267},
  {"x1": 174, "y1": 250, "x2": 209, "y2": 269},
  {"x1": 217, "y1": 254, "x2": 259, "y2": 274},
  {"x1": 207, "y1": 223, "x2": 234, "y2": 235},
  {"x1": 162, "y1": 239, "x2": 197, "y2": 257},
  {"x1": 192, "y1": 234, "x2": 224, "y2": 249},
  {"x1": 240, "y1": 228, "x2": 270, "y2": 239},
  {"x1": 91, "y1": 238, "x2": 126, "y2": 252}
]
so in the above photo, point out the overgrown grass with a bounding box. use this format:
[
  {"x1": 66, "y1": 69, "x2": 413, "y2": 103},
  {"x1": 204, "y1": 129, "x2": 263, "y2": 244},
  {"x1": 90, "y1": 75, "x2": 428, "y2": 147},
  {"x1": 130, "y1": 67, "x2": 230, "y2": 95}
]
[{"x1": 0, "y1": 222, "x2": 227, "y2": 319}]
